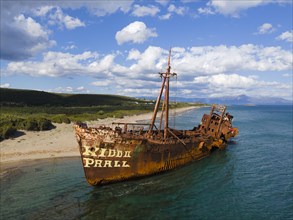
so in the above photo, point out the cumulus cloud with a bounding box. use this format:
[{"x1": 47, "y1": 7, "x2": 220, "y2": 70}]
[
  {"x1": 168, "y1": 4, "x2": 186, "y2": 15},
  {"x1": 0, "y1": 13, "x2": 56, "y2": 60},
  {"x1": 126, "y1": 46, "x2": 166, "y2": 74},
  {"x1": 127, "y1": 49, "x2": 141, "y2": 60},
  {"x1": 198, "y1": 7, "x2": 215, "y2": 15},
  {"x1": 91, "y1": 80, "x2": 113, "y2": 87},
  {"x1": 62, "y1": 43, "x2": 77, "y2": 50},
  {"x1": 155, "y1": 0, "x2": 170, "y2": 6},
  {"x1": 2, "y1": 45, "x2": 292, "y2": 99},
  {"x1": 256, "y1": 23, "x2": 275, "y2": 34},
  {"x1": 198, "y1": 0, "x2": 291, "y2": 17},
  {"x1": 193, "y1": 74, "x2": 257, "y2": 88},
  {"x1": 48, "y1": 7, "x2": 85, "y2": 30},
  {"x1": 190, "y1": 73, "x2": 292, "y2": 99},
  {"x1": 172, "y1": 44, "x2": 292, "y2": 75},
  {"x1": 3, "y1": 45, "x2": 292, "y2": 78},
  {"x1": 49, "y1": 86, "x2": 90, "y2": 93},
  {"x1": 115, "y1": 21, "x2": 158, "y2": 45},
  {"x1": 0, "y1": 1, "x2": 133, "y2": 61},
  {"x1": 85, "y1": 1, "x2": 133, "y2": 16},
  {"x1": 3, "y1": 51, "x2": 117, "y2": 77},
  {"x1": 32, "y1": 6, "x2": 55, "y2": 17},
  {"x1": 159, "y1": 4, "x2": 187, "y2": 19},
  {"x1": 276, "y1": 30, "x2": 293, "y2": 42},
  {"x1": 131, "y1": 4, "x2": 160, "y2": 17}
]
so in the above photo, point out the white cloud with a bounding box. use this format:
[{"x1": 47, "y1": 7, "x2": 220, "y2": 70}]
[
  {"x1": 210, "y1": 0, "x2": 265, "y2": 16},
  {"x1": 0, "y1": 13, "x2": 56, "y2": 60},
  {"x1": 172, "y1": 44, "x2": 292, "y2": 75},
  {"x1": 62, "y1": 44, "x2": 77, "y2": 50},
  {"x1": 115, "y1": 21, "x2": 158, "y2": 45},
  {"x1": 159, "y1": 4, "x2": 187, "y2": 20},
  {"x1": 155, "y1": 0, "x2": 170, "y2": 6},
  {"x1": 0, "y1": 83, "x2": 10, "y2": 88},
  {"x1": 282, "y1": 73, "x2": 292, "y2": 77},
  {"x1": 193, "y1": 74, "x2": 257, "y2": 88},
  {"x1": 168, "y1": 4, "x2": 186, "y2": 15},
  {"x1": 190, "y1": 73, "x2": 292, "y2": 99},
  {"x1": 3, "y1": 45, "x2": 292, "y2": 78},
  {"x1": 127, "y1": 49, "x2": 141, "y2": 60},
  {"x1": 159, "y1": 13, "x2": 172, "y2": 20},
  {"x1": 2, "y1": 45, "x2": 292, "y2": 99},
  {"x1": 256, "y1": 23, "x2": 275, "y2": 34},
  {"x1": 127, "y1": 46, "x2": 166, "y2": 73},
  {"x1": 4, "y1": 51, "x2": 117, "y2": 77},
  {"x1": 32, "y1": 6, "x2": 54, "y2": 17},
  {"x1": 91, "y1": 80, "x2": 112, "y2": 87},
  {"x1": 181, "y1": 89, "x2": 192, "y2": 95},
  {"x1": 49, "y1": 86, "x2": 90, "y2": 93},
  {"x1": 277, "y1": 30, "x2": 293, "y2": 43},
  {"x1": 131, "y1": 5, "x2": 160, "y2": 17},
  {"x1": 198, "y1": 7, "x2": 215, "y2": 15},
  {"x1": 199, "y1": 0, "x2": 291, "y2": 17},
  {"x1": 49, "y1": 7, "x2": 85, "y2": 30},
  {"x1": 85, "y1": 1, "x2": 133, "y2": 16},
  {"x1": 0, "y1": 1, "x2": 133, "y2": 60},
  {"x1": 14, "y1": 14, "x2": 48, "y2": 38}
]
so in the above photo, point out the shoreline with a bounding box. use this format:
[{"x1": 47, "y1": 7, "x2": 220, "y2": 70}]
[{"x1": 0, "y1": 106, "x2": 199, "y2": 166}]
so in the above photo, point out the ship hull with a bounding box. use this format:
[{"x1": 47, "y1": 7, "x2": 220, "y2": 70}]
[{"x1": 75, "y1": 126, "x2": 224, "y2": 186}]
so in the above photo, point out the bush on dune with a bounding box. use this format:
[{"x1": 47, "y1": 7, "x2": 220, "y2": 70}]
[
  {"x1": 0, "y1": 124, "x2": 17, "y2": 141},
  {"x1": 0, "y1": 117, "x2": 55, "y2": 141},
  {"x1": 51, "y1": 114, "x2": 71, "y2": 124}
]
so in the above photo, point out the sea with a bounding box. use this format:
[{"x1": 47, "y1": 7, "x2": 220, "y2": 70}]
[{"x1": 1, "y1": 105, "x2": 292, "y2": 220}]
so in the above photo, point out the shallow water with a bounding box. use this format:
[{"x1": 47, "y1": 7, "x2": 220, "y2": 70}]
[{"x1": 1, "y1": 105, "x2": 292, "y2": 219}]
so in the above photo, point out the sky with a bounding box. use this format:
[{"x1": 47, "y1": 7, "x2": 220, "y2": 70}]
[{"x1": 0, "y1": 0, "x2": 292, "y2": 101}]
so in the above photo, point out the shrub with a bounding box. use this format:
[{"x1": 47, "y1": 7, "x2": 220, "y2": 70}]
[
  {"x1": 51, "y1": 114, "x2": 71, "y2": 124},
  {"x1": 37, "y1": 118, "x2": 55, "y2": 130},
  {"x1": 0, "y1": 125, "x2": 16, "y2": 141},
  {"x1": 23, "y1": 119, "x2": 39, "y2": 131}
]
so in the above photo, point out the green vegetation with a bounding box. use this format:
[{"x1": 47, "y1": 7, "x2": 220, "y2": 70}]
[
  {"x1": 0, "y1": 115, "x2": 55, "y2": 141},
  {"x1": 0, "y1": 88, "x2": 202, "y2": 141}
]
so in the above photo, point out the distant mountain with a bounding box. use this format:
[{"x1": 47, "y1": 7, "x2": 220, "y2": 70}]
[{"x1": 139, "y1": 95, "x2": 292, "y2": 105}]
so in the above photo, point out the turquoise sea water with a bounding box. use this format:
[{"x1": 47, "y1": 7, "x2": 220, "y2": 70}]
[{"x1": 1, "y1": 105, "x2": 292, "y2": 220}]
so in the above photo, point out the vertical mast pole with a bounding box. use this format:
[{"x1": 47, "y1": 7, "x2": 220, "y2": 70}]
[
  {"x1": 149, "y1": 48, "x2": 175, "y2": 139},
  {"x1": 164, "y1": 49, "x2": 172, "y2": 140}
]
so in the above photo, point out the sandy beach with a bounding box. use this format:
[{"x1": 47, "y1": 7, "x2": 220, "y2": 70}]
[{"x1": 0, "y1": 106, "x2": 198, "y2": 165}]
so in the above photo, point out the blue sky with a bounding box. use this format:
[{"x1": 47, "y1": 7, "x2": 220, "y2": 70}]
[{"x1": 0, "y1": 0, "x2": 292, "y2": 100}]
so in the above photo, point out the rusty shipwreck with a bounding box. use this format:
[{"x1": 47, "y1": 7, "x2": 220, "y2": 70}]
[{"x1": 74, "y1": 50, "x2": 238, "y2": 186}]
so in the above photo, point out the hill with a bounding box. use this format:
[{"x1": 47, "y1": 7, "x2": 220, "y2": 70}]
[
  {"x1": 0, "y1": 88, "x2": 155, "y2": 141},
  {"x1": 0, "y1": 88, "x2": 147, "y2": 107}
]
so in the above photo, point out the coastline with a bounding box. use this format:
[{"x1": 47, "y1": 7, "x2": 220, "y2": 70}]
[{"x1": 0, "y1": 106, "x2": 199, "y2": 165}]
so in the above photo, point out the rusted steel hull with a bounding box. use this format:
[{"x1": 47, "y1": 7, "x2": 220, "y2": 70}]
[{"x1": 74, "y1": 119, "x2": 236, "y2": 186}]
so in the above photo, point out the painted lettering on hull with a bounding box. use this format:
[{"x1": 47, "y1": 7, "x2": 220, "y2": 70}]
[
  {"x1": 83, "y1": 158, "x2": 130, "y2": 168},
  {"x1": 82, "y1": 145, "x2": 132, "y2": 168}
]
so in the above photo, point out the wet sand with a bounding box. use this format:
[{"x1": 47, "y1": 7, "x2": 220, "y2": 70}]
[{"x1": 0, "y1": 107, "x2": 198, "y2": 165}]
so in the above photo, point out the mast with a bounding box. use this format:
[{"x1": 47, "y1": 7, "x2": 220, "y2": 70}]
[
  {"x1": 149, "y1": 48, "x2": 176, "y2": 141},
  {"x1": 163, "y1": 49, "x2": 171, "y2": 140}
]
